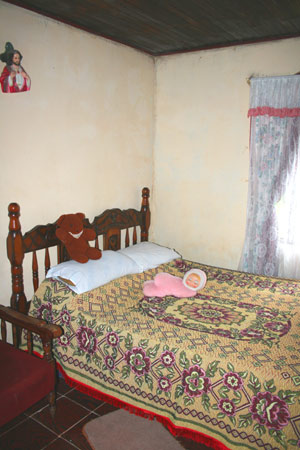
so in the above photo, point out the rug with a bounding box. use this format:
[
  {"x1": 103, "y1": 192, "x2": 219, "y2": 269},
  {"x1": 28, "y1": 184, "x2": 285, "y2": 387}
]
[{"x1": 83, "y1": 408, "x2": 184, "y2": 450}]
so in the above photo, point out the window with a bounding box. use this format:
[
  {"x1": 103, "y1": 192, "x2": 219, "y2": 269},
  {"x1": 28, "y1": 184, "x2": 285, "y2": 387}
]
[{"x1": 239, "y1": 75, "x2": 300, "y2": 278}]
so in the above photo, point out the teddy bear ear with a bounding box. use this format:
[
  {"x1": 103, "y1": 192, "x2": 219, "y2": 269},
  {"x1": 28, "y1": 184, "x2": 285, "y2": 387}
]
[
  {"x1": 76, "y1": 213, "x2": 85, "y2": 221},
  {"x1": 57, "y1": 214, "x2": 66, "y2": 226}
]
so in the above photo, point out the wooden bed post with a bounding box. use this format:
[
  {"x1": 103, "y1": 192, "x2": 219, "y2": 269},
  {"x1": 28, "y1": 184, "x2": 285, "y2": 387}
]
[
  {"x1": 7, "y1": 203, "x2": 27, "y2": 315},
  {"x1": 141, "y1": 187, "x2": 150, "y2": 242}
]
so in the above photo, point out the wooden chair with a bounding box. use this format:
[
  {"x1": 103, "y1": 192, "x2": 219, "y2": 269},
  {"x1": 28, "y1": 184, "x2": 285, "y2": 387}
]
[{"x1": 0, "y1": 304, "x2": 63, "y2": 427}]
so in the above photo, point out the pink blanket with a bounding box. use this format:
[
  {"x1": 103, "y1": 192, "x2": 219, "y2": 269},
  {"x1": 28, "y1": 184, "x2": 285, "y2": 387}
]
[{"x1": 143, "y1": 272, "x2": 197, "y2": 298}]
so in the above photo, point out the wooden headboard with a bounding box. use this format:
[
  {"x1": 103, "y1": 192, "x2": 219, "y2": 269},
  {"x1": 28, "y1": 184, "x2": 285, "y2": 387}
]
[{"x1": 7, "y1": 187, "x2": 150, "y2": 314}]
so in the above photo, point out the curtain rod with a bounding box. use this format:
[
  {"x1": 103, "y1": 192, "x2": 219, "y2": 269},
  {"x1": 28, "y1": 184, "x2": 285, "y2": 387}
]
[{"x1": 247, "y1": 72, "x2": 300, "y2": 85}]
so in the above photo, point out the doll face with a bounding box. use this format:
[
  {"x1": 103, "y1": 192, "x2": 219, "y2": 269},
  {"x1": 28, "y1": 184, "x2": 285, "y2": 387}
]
[{"x1": 185, "y1": 272, "x2": 201, "y2": 289}]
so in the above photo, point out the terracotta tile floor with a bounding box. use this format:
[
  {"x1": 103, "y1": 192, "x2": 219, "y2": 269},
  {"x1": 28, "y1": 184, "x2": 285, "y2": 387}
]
[{"x1": 0, "y1": 376, "x2": 212, "y2": 450}]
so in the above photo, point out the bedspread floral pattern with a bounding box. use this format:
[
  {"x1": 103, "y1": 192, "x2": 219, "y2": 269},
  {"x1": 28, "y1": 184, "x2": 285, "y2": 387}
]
[
  {"x1": 27, "y1": 260, "x2": 300, "y2": 450},
  {"x1": 138, "y1": 293, "x2": 292, "y2": 345}
]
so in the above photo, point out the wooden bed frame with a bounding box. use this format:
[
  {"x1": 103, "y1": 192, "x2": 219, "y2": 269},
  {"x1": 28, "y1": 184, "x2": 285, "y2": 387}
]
[{"x1": 7, "y1": 187, "x2": 150, "y2": 317}]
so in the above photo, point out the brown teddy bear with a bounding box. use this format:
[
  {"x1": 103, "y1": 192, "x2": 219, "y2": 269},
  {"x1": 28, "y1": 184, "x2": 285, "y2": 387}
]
[{"x1": 56, "y1": 213, "x2": 102, "y2": 263}]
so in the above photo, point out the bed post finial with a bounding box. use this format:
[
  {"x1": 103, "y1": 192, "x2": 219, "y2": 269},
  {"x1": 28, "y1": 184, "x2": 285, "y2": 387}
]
[
  {"x1": 7, "y1": 203, "x2": 27, "y2": 314},
  {"x1": 141, "y1": 187, "x2": 150, "y2": 242}
]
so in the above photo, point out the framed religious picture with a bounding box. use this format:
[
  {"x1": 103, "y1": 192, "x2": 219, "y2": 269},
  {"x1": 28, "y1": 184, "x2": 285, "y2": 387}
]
[{"x1": 0, "y1": 42, "x2": 31, "y2": 93}]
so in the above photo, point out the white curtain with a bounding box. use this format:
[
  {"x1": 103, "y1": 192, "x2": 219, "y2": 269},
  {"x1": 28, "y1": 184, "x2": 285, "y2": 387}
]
[{"x1": 239, "y1": 75, "x2": 300, "y2": 279}]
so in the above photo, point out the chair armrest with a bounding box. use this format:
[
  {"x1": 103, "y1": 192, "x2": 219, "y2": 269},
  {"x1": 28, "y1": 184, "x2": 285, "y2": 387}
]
[{"x1": 0, "y1": 304, "x2": 63, "y2": 341}]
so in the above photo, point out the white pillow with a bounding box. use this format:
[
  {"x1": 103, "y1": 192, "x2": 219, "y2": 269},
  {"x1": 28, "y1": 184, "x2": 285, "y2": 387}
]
[
  {"x1": 46, "y1": 250, "x2": 140, "y2": 294},
  {"x1": 118, "y1": 241, "x2": 181, "y2": 271}
]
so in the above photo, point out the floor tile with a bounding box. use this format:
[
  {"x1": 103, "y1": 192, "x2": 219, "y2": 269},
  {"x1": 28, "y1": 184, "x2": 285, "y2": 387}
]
[
  {"x1": 62, "y1": 412, "x2": 97, "y2": 450},
  {"x1": 43, "y1": 437, "x2": 79, "y2": 449},
  {"x1": 33, "y1": 396, "x2": 90, "y2": 435},
  {"x1": 66, "y1": 388, "x2": 105, "y2": 411},
  {"x1": 0, "y1": 417, "x2": 57, "y2": 450},
  {"x1": 94, "y1": 402, "x2": 119, "y2": 416},
  {"x1": 0, "y1": 383, "x2": 212, "y2": 450},
  {"x1": 24, "y1": 396, "x2": 49, "y2": 417},
  {"x1": 176, "y1": 436, "x2": 213, "y2": 450},
  {"x1": 56, "y1": 376, "x2": 75, "y2": 396},
  {"x1": 0, "y1": 412, "x2": 27, "y2": 436}
]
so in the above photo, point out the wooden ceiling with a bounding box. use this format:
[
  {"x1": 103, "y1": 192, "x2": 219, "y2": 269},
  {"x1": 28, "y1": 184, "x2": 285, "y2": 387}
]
[{"x1": 4, "y1": 0, "x2": 300, "y2": 56}]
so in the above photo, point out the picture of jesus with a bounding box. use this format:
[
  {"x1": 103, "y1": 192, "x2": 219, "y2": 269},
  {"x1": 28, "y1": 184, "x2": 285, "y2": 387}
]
[{"x1": 0, "y1": 42, "x2": 31, "y2": 93}]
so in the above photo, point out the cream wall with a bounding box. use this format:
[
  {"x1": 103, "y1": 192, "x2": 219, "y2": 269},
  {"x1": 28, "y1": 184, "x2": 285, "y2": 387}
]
[
  {"x1": 1, "y1": 1, "x2": 300, "y2": 310},
  {"x1": 0, "y1": 1, "x2": 154, "y2": 306},
  {"x1": 153, "y1": 37, "x2": 300, "y2": 269}
]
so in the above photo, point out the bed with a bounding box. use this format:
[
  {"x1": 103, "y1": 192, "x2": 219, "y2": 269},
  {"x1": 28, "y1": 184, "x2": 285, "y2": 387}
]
[{"x1": 6, "y1": 187, "x2": 300, "y2": 450}]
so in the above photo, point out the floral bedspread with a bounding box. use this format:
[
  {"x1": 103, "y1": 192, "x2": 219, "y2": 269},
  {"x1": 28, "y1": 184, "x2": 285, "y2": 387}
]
[{"x1": 28, "y1": 259, "x2": 300, "y2": 450}]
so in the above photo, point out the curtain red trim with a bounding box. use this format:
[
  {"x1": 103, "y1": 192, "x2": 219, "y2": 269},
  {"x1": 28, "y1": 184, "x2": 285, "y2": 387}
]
[
  {"x1": 248, "y1": 106, "x2": 300, "y2": 118},
  {"x1": 57, "y1": 363, "x2": 230, "y2": 450}
]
